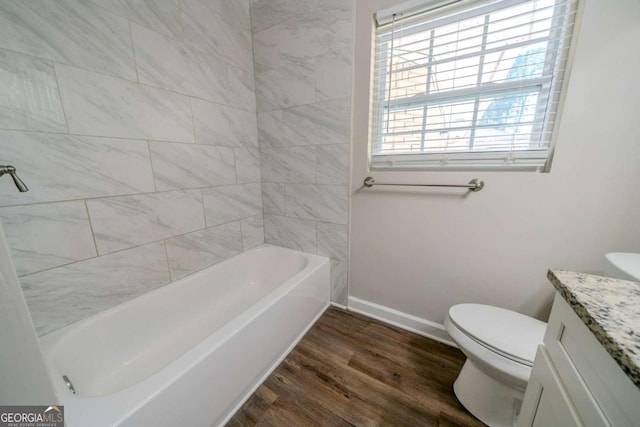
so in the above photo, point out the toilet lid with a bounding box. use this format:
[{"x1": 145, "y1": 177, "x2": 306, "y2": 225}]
[{"x1": 448, "y1": 304, "x2": 546, "y2": 366}]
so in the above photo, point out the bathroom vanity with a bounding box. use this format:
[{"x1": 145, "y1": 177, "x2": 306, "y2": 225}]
[{"x1": 518, "y1": 270, "x2": 640, "y2": 427}]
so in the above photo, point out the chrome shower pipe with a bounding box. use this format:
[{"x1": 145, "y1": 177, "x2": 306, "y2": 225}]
[{"x1": 0, "y1": 165, "x2": 29, "y2": 192}]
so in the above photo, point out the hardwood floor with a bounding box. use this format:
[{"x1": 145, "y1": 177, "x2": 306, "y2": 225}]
[{"x1": 227, "y1": 307, "x2": 486, "y2": 427}]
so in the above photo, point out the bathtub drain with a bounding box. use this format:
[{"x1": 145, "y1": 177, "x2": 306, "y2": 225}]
[{"x1": 62, "y1": 375, "x2": 76, "y2": 394}]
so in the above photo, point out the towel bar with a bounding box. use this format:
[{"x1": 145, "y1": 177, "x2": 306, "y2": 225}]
[{"x1": 363, "y1": 176, "x2": 484, "y2": 192}]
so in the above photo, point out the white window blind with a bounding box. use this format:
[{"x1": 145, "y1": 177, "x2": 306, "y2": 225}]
[{"x1": 371, "y1": 0, "x2": 579, "y2": 171}]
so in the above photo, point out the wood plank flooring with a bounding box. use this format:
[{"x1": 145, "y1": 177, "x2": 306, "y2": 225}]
[{"x1": 227, "y1": 307, "x2": 486, "y2": 427}]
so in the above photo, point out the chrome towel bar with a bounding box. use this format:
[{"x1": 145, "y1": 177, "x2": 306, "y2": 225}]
[{"x1": 363, "y1": 176, "x2": 485, "y2": 192}]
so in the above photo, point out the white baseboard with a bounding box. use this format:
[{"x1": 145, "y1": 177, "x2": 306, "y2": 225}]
[
  {"x1": 330, "y1": 301, "x2": 348, "y2": 310},
  {"x1": 347, "y1": 296, "x2": 457, "y2": 348}
]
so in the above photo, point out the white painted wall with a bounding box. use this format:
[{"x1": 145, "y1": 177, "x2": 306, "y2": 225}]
[{"x1": 350, "y1": 0, "x2": 640, "y2": 325}]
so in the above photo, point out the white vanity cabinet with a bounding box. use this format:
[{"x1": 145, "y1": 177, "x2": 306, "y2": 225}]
[
  {"x1": 518, "y1": 293, "x2": 640, "y2": 427},
  {"x1": 519, "y1": 347, "x2": 583, "y2": 427}
]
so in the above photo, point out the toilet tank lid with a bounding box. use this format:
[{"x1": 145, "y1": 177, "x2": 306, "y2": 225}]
[{"x1": 448, "y1": 304, "x2": 547, "y2": 365}]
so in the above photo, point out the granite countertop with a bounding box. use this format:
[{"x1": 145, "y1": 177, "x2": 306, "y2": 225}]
[{"x1": 547, "y1": 269, "x2": 640, "y2": 389}]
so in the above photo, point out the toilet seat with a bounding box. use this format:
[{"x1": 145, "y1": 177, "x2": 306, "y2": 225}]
[{"x1": 447, "y1": 304, "x2": 546, "y2": 367}]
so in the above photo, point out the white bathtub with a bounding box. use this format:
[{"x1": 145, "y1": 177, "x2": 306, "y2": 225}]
[{"x1": 39, "y1": 244, "x2": 330, "y2": 427}]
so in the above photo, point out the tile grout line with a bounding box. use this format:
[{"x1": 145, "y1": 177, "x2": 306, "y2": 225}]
[
  {"x1": 189, "y1": 97, "x2": 197, "y2": 144},
  {"x1": 256, "y1": 95, "x2": 352, "y2": 114},
  {"x1": 0, "y1": 43, "x2": 258, "y2": 113},
  {"x1": 0, "y1": 44, "x2": 132, "y2": 83},
  {"x1": 16, "y1": 216, "x2": 252, "y2": 280},
  {"x1": 0, "y1": 126, "x2": 338, "y2": 149},
  {"x1": 146, "y1": 140, "x2": 159, "y2": 192},
  {"x1": 128, "y1": 20, "x2": 140, "y2": 83},
  {"x1": 200, "y1": 188, "x2": 208, "y2": 228},
  {"x1": 0, "y1": 44, "x2": 349, "y2": 115},
  {"x1": 83, "y1": 199, "x2": 100, "y2": 258},
  {"x1": 163, "y1": 239, "x2": 173, "y2": 282},
  {"x1": 315, "y1": 220, "x2": 319, "y2": 257},
  {"x1": 0, "y1": 126, "x2": 253, "y2": 147},
  {"x1": 248, "y1": 1, "x2": 262, "y2": 130},
  {"x1": 0, "y1": 182, "x2": 263, "y2": 209},
  {"x1": 233, "y1": 147, "x2": 240, "y2": 185},
  {"x1": 239, "y1": 218, "x2": 246, "y2": 252},
  {"x1": 50, "y1": 62, "x2": 71, "y2": 134},
  {"x1": 177, "y1": 0, "x2": 185, "y2": 42},
  {"x1": 87, "y1": 1, "x2": 179, "y2": 42},
  {"x1": 137, "y1": 80, "x2": 257, "y2": 113}
]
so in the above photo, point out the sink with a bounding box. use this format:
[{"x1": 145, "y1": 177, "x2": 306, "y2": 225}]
[{"x1": 604, "y1": 252, "x2": 640, "y2": 281}]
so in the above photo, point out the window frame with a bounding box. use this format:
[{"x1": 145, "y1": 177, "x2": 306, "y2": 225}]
[{"x1": 369, "y1": 0, "x2": 579, "y2": 172}]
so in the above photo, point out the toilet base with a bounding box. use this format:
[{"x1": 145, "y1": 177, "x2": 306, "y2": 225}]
[{"x1": 453, "y1": 359, "x2": 524, "y2": 427}]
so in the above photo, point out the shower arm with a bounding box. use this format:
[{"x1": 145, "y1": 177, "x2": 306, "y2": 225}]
[{"x1": 0, "y1": 165, "x2": 29, "y2": 192}]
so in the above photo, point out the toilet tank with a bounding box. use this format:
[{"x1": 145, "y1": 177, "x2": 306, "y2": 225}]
[{"x1": 604, "y1": 253, "x2": 640, "y2": 281}]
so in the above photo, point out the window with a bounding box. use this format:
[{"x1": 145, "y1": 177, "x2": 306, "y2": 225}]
[{"x1": 370, "y1": 0, "x2": 579, "y2": 171}]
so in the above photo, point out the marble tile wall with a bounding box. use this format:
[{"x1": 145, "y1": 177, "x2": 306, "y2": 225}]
[
  {"x1": 0, "y1": 0, "x2": 263, "y2": 336},
  {"x1": 251, "y1": 0, "x2": 353, "y2": 304}
]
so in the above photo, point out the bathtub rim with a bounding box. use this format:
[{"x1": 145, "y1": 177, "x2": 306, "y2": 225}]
[
  {"x1": 38, "y1": 244, "x2": 330, "y2": 426},
  {"x1": 40, "y1": 243, "x2": 312, "y2": 342}
]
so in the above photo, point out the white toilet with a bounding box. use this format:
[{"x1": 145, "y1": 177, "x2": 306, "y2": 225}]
[
  {"x1": 445, "y1": 254, "x2": 640, "y2": 427},
  {"x1": 444, "y1": 304, "x2": 546, "y2": 427}
]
